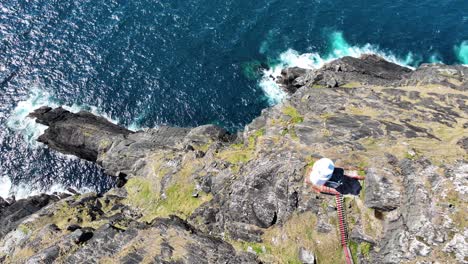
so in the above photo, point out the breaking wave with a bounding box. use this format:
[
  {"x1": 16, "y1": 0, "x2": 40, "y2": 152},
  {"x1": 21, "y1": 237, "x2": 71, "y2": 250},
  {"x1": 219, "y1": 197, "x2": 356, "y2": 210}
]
[
  {"x1": 3, "y1": 181, "x2": 93, "y2": 200},
  {"x1": 455, "y1": 40, "x2": 468, "y2": 65},
  {"x1": 259, "y1": 31, "x2": 418, "y2": 105},
  {"x1": 6, "y1": 88, "x2": 121, "y2": 147}
]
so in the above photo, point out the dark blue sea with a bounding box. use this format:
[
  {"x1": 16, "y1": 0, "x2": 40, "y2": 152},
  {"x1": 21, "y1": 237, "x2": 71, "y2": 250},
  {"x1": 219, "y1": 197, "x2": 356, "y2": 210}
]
[{"x1": 1, "y1": 0, "x2": 467, "y2": 198}]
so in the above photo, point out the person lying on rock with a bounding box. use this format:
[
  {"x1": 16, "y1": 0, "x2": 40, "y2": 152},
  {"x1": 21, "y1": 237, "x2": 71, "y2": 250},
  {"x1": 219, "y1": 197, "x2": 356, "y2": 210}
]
[{"x1": 304, "y1": 158, "x2": 365, "y2": 195}]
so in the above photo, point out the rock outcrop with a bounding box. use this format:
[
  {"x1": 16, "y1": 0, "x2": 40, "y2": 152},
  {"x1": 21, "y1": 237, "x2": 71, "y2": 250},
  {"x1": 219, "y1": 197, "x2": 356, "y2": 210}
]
[{"x1": 1, "y1": 55, "x2": 467, "y2": 263}]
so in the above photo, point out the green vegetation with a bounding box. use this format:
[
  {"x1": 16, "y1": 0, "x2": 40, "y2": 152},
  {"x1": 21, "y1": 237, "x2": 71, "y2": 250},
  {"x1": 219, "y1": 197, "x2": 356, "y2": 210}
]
[
  {"x1": 217, "y1": 128, "x2": 265, "y2": 167},
  {"x1": 282, "y1": 106, "x2": 304, "y2": 124},
  {"x1": 349, "y1": 241, "x2": 359, "y2": 264},
  {"x1": 124, "y1": 164, "x2": 212, "y2": 222},
  {"x1": 361, "y1": 242, "x2": 371, "y2": 258},
  {"x1": 311, "y1": 84, "x2": 325, "y2": 88},
  {"x1": 195, "y1": 141, "x2": 212, "y2": 152},
  {"x1": 443, "y1": 187, "x2": 467, "y2": 229},
  {"x1": 17, "y1": 224, "x2": 31, "y2": 235},
  {"x1": 349, "y1": 241, "x2": 371, "y2": 262},
  {"x1": 217, "y1": 142, "x2": 254, "y2": 165},
  {"x1": 234, "y1": 212, "x2": 345, "y2": 264},
  {"x1": 340, "y1": 82, "x2": 361, "y2": 88},
  {"x1": 238, "y1": 242, "x2": 270, "y2": 255},
  {"x1": 289, "y1": 127, "x2": 299, "y2": 140}
]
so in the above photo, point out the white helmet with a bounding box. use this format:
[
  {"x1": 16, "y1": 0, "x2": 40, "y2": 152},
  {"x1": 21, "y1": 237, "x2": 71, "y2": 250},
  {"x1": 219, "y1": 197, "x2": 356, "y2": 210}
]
[{"x1": 309, "y1": 158, "x2": 335, "y2": 186}]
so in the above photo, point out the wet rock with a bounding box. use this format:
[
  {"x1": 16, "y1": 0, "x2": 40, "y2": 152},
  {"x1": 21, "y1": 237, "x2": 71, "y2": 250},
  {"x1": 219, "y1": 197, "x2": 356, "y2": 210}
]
[
  {"x1": 278, "y1": 67, "x2": 308, "y2": 93},
  {"x1": 0, "y1": 197, "x2": 9, "y2": 208}
]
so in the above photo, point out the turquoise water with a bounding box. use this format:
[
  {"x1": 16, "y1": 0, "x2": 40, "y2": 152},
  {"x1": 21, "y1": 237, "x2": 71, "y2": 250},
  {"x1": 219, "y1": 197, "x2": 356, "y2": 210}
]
[
  {"x1": 455, "y1": 41, "x2": 468, "y2": 64},
  {"x1": 0, "y1": 0, "x2": 467, "y2": 198}
]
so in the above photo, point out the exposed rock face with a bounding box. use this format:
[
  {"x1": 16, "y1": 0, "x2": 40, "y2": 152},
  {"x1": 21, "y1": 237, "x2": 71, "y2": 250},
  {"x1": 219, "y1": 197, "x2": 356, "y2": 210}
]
[
  {"x1": 277, "y1": 54, "x2": 413, "y2": 92},
  {"x1": 0, "y1": 194, "x2": 62, "y2": 238},
  {"x1": 2, "y1": 55, "x2": 467, "y2": 263},
  {"x1": 29, "y1": 106, "x2": 132, "y2": 162}
]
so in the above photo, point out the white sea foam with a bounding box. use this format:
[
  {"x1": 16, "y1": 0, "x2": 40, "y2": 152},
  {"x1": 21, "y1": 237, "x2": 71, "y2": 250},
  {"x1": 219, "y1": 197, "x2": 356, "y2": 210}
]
[
  {"x1": 6, "y1": 89, "x2": 55, "y2": 147},
  {"x1": 3, "y1": 89, "x2": 121, "y2": 199},
  {"x1": 455, "y1": 40, "x2": 468, "y2": 65},
  {"x1": 128, "y1": 122, "x2": 142, "y2": 132},
  {"x1": 0, "y1": 176, "x2": 12, "y2": 199},
  {"x1": 7, "y1": 181, "x2": 93, "y2": 200},
  {"x1": 6, "y1": 88, "x2": 119, "y2": 147},
  {"x1": 259, "y1": 31, "x2": 417, "y2": 105}
]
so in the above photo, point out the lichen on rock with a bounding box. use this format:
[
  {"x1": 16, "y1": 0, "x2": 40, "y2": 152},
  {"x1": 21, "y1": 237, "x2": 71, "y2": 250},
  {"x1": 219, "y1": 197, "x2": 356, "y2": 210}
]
[{"x1": 1, "y1": 55, "x2": 467, "y2": 263}]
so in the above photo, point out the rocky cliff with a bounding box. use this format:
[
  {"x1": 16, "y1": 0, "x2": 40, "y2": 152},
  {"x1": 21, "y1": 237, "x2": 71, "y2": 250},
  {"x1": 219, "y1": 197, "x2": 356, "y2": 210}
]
[{"x1": 1, "y1": 55, "x2": 467, "y2": 263}]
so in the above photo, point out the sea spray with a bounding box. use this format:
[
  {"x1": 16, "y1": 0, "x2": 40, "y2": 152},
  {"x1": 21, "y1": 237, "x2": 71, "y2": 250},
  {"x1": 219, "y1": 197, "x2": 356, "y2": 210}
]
[
  {"x1": 7, "y1": 88, "x2": 120, "y2": 147},
  {"x1": 5, "y1": 180, "x2": 93, "y2": 200},
  {"x1": 455, "y1": 40, "x2": 468, "y2": 64},
  {"x1": 429, "y1": 53, "x2": 443, "y2": 64},
  {"x1": 6, "y1": 89, "x2": 56, "y2": 148},
  {"x1": 0, "y1": 176, "x2": 12, "y2": 199},
  {"x1": 258, "y1": 31, "x2": 416, "y2": 104}
]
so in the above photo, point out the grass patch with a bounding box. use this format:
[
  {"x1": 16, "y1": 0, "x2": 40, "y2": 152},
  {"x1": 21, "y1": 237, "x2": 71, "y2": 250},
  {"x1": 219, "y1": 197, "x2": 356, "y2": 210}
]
[
  {"x1": 241, "y1": 212, "x2": 345, "y2": 264},
  {"x1": 17, "y1": 224, "x2": 31, "y2": 235},
  {"x1": 311, "y1": 84, "x2": 325, "y2": 88},
  {"x1": 124, "y1": 162, "x2": 212, "y2": 222},
  {"x1": 346, "y1": 105, "x2": 380, "y2": 118},
  {"x1": 217, "y1": 147, "x2": 254, "y2": 165},
  {"x1": 11, "y1": 247, "x2": 35, "y2": 262},
  {"x1": 361, "y1": 242, "x2": 371, "y2": 258},
  {"x1": 349, "y1": 241, "x2": 359, "y2": 264},
  {"x1": 217, "y1": 128, "x2": 266, "y2": 166},
  {"x1": 341, "y1": 82, "x2": 361, "y2": 88},
  {"x1": 195, "y1": 141, "x2": 212, "y2": 152},
  {"x1": 349, "y1": 241, "x2": 371, "y2": 262},
  {"x1": 282, "y1": 106, "x2": 304, "y2": 124},
  {"x1": 289, "y1": 127, "x2": 299, "y2": 140},
  {"x1": 442, "y1": 187, "x2": 467, "y2": 229},
  {"x1": 234, "y1": 241, "x2": 270, "y2": 255}
]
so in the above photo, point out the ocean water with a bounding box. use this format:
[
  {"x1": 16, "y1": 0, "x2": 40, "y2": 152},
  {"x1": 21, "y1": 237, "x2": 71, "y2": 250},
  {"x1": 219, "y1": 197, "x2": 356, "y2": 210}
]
[{"x1": 1, "y1": 0, "x2": 467, "y2": 199}]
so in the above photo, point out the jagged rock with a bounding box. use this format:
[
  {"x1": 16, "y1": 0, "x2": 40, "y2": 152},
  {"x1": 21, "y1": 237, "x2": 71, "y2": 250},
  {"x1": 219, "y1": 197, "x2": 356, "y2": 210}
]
[
  {"x1": 0, "y1": 194, "x2": 60, "y2": 239},
  {"x1": 443, "y1": 232, "x2": 468, "y2": 263},
  {"x1": 326, "y1": 78, "x2": 338, "y2": 88},
  {"x1": 2, "y1": 55, "x2": 465, "y2": 263},
  {"x1": 184, "y1": 124, "x2": 231, "y2": 145},
  {"x1": 0, "y1": 197, "x2": 9, "y2": 208},
  {"x1": 69, "y1": 228, "x2": 93, "y2": 244},
  {"x1": 279, "y1": 54, "x2": 412, "y2": 89},
  {"x1": 26, "y1": 245, "x2": 60, "y2": 264},
  {"x1": 29, "y1": 106, "x2": 132, "y2": 161},
  {"x1": 364, "y1": 167, "x2": 400, "y2": 211},
  {"x1": 278, "y1": 67, "x2": 308, "y2": 93},
  {"x1": 63, "y1": 216, "x2": 257, "y2": 263}
]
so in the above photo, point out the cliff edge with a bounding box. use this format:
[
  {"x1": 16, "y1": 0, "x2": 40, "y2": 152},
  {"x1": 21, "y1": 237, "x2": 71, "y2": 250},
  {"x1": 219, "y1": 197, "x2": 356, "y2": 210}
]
[{"x1": 1, "y1": 55, "x2": 467, "y2": 263}]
